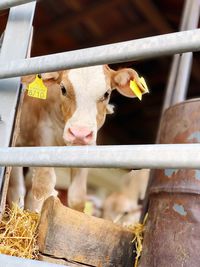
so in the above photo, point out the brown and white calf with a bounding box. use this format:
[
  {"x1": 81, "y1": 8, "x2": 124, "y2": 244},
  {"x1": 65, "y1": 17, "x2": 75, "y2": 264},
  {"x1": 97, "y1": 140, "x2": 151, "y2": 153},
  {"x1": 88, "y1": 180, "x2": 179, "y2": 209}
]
[
  {"x1": 7, "y1": 65, "x2": 145, "y2": 212},
  {"x1": 103, "y1": 169, "x2": 149, "y2": 225}
]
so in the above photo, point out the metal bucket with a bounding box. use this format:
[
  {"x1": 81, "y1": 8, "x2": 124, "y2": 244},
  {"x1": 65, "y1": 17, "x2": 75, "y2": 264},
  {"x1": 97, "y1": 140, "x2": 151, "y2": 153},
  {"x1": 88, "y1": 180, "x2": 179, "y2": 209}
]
[{"x1": 139, "y1": 99, "x2": 200, "y2": 267}]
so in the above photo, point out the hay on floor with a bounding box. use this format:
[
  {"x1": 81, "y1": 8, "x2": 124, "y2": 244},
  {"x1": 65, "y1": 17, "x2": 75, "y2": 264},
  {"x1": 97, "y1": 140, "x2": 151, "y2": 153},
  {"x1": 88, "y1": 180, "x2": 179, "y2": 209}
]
[
  {"x1": 0, "y1": 203, "x2": 39, "y2": 259},
  {"x1": 130, "y1": 213, "x2": 148, "y2": 267}
]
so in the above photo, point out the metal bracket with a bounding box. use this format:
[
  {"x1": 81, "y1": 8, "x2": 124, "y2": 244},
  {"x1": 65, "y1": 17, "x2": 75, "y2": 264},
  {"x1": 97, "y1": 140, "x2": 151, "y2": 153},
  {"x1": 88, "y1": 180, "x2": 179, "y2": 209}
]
[{"x1": 0, "y1": 2, "x2": 36, "y2": 208}]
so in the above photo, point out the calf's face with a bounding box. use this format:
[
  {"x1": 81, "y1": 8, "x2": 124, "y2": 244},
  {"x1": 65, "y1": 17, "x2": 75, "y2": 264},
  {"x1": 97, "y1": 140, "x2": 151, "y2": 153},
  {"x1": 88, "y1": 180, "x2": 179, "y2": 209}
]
[
  {"x1": 23, "y1": 65, "x2": 145, "y2": 146},
  {"x1": 59, "y1": 65, "x2": 143, "y2": 145},
  {"x1": 60, "y1": 66, "x2": 112, "y2": 145}
]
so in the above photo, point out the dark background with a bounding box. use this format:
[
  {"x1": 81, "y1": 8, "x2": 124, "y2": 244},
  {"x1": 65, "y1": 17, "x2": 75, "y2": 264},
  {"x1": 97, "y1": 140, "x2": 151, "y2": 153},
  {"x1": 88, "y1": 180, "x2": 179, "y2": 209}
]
[{"x1": 1, "y1": 0, "x2": 199, "y2": 145}]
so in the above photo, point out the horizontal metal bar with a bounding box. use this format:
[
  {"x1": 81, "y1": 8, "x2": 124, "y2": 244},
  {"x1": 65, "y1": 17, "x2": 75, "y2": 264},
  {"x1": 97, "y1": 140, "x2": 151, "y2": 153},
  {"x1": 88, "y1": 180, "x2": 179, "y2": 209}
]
[
  {"x1": 0, "y1": 0, "x2": 37, "y2": 10},
  {"x1": 0, "y1": 254, "x2": 66, "y2": 267},
  {"x1": 0, "y1": 29, "x2": 200, "y2": 79},
  {"x1": 1, "y1": 144, "x2": 200, "y2": 169}
]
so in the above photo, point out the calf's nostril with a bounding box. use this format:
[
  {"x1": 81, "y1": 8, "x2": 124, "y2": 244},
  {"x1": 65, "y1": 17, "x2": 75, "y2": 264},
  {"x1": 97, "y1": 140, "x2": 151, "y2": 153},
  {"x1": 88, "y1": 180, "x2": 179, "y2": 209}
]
[
  {"x1": 68, "y1": 127, "x2": 75, "y2": 137},
  {"x1": 68, "y1": 127, "x2": 93, "y2": 141},
  {"x1": 86, "y1": 131, "x2": 93, "y2": 139}
]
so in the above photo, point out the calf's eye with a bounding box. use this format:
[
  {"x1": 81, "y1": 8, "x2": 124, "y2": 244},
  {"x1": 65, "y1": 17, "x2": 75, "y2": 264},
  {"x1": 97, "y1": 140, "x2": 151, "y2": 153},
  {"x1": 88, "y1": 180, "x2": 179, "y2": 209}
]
[{"x1": 61, "y1": 84, "x2": 67, "y2": 96}]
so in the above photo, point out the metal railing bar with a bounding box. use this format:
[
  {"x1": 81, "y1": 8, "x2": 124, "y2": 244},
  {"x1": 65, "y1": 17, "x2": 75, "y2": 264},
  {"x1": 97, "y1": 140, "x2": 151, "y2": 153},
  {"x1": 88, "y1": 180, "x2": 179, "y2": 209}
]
[
  {"x1": 0, "y1": 0, "x2": 37, "y2": 10},
  {"x1": 0, "y1": 144, "x2": 200, "y2": 169},
  {"x1": 0, "y1": 29, "x2": 200, "y2": 79},
  {"x1": 171, "y1": 52, "x2": 193, "y2": 104},
  {"x1": 172, "y1": 0, "x2": 200, "y2": 105},
  {"x1": 162, "y1": 54, "x2": 180, "y2": 112},
  {"x1": 0, "y1": 1, "x2": 36, "y2": 210},
  {"x1": 162, "y1": 0, "x2": 193, "y2": 112},
  {"x1": 179, "y1": 0, "x2": 193, "y2": 31},
  {"x1": 0, "y1": 254, "x2": 66, "y2": 267}
]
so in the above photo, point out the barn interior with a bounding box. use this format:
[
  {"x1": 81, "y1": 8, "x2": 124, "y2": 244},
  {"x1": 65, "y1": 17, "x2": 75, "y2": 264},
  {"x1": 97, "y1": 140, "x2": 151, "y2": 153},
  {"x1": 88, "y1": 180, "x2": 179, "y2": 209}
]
[
  {"x1": 1, "y1": 0, "x2": 199, "y2": 146},
  {"x1": 1, "y1": 1, "x2": 200, "y2": 266},
  {"x1": 0, "y1": 0, "x2": 199, "y2": 212}
]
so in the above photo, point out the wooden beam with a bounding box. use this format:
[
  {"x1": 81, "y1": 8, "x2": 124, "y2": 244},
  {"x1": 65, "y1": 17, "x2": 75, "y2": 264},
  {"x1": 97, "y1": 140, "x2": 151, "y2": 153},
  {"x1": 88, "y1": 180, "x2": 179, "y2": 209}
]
[
  {"x1": 64, "y1": 0, "x2": 82, "y2": 12},
  {"x1": 102, "y1": 23, "x2": 153, "y2": 44},
  {"x1": 132, "y1": 0, "x2": 172, "y2": 34},
  {"x1": 36, "y1": 0, "x2": 128, "y2": 35},
  {"x1": 83, "y1": 17, "x2": 104, "y2": 38}
]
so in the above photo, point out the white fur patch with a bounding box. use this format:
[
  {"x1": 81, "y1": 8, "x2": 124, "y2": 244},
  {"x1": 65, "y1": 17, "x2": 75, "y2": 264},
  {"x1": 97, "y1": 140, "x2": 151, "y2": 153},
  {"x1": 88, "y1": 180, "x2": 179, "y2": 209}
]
[{"x1": 65, "y1": 66, "x2": 107, "y2": 143}]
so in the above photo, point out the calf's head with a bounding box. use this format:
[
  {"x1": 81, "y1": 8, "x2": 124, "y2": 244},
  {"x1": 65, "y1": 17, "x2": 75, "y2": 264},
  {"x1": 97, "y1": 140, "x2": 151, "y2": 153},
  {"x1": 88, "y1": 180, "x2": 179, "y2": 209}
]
[{"x1": 24, "y1": 65, "x2": 144, "y2": 146}]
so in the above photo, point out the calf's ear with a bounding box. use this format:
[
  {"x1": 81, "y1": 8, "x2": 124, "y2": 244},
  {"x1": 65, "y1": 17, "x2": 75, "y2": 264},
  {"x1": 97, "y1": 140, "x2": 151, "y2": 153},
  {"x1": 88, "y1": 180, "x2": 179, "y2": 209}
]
[
  {"x1": 41, "y1": 71, "x2": 63, "y2": 83},
  {"x1": 21, "y1": 75, "x2": 36, "y2": 86},
  {"x1": 21, "y1": 71, "x2": 63, "y2": 86},
  {"x1": 110, "y1": 68, "x2": 144, "y2": 98}
]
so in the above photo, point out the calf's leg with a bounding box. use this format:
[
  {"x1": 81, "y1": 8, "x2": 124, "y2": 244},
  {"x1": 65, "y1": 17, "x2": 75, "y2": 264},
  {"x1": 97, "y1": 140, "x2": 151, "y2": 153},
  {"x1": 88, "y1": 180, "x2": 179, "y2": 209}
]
[
  {"x1": 68, "y1": 168, "x2": 88, "y2": 212},
  {"x1": 25, "y1": 167, "x2": 58, "y2": 212},
  {"x1": 7, "y1": 167, "x2": 26, "y2": 208}
]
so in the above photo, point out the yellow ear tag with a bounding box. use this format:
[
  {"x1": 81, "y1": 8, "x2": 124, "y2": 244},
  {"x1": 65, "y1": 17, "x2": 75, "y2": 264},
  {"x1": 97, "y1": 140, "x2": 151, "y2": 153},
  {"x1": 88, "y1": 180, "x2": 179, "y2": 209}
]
[
  {"x1": 84, "y1": 201, "x2": 93, "y2": 216},
  {"x1": 27, "y1": 75, "x2": 47, "y2": 99},
  {"x1": 130, "y1": 80, "x2": 142, "y2": 100},
  {"x1": 130, "y1": 77, "x2": 149, "y2": 101},
  {"x1": 139, "y1": 77, "x2": 149, "y2": 93}
]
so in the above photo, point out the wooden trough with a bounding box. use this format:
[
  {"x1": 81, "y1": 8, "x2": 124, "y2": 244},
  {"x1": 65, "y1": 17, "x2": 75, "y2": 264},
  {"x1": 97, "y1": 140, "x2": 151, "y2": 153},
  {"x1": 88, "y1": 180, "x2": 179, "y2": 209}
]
[{"x1": 38, "y1": 196, "x2": 135, "y2": 267}]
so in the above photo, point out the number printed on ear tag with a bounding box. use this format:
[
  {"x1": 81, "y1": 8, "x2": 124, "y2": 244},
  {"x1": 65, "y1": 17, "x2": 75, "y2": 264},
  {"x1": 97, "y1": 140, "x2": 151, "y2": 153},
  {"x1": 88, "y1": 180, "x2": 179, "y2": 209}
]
[{"x1": 27, "y1": 75, "x2": 47, "y2": 99}]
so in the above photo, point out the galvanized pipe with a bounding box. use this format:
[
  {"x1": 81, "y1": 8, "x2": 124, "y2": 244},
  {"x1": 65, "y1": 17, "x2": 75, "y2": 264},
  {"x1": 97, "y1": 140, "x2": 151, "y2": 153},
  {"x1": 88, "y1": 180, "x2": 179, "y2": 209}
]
[
  {"x1": 162, "y1": 0, "x2": 194, "y2": 112},
  {"x1": 0, "y1": 29, "x2": 200, "y2": 79},
  {"x1": 179, "y1": 0, "x2": 193, "y2": 30},
  {"x1": 183, "y1": 0, "x2": 200, "y2": 31},
  {"x1": 172, "y1": 0, "x2": 200, "y2": 105},
  {"x1": 0, "y1": 254, "x2": 66, "y2": 267},
  {"x1": 171, "y1": 52, "x2": 193, "y2": 104},
  {"x1": 0, "y1": 0, "x2": 37, "y2": 10},
  {"x1": 162, "y1": 54, "x2": 180, "y2": 112},
  {"x1": 0, "y1": 144, "x2": 200, "y2": 168}
]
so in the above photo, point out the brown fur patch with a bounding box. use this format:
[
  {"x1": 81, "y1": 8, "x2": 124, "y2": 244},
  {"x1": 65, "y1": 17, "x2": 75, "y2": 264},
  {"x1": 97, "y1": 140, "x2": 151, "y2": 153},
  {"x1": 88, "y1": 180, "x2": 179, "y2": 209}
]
[
  {"x1": 103, "y1": 65, "x2": 114, "y2": 90},
  {"x1": 96, "y1": 101, "x2": 108, "y2": 129},
  {"x1": 32, "y1": 168, "x2": 56, "y2": 200},
  {"x1": 19, "y1": 79, "x2": 62, "y2": 146},
  {"x1": 60, "y1": 70, "x2": 76, "y2": 123}
]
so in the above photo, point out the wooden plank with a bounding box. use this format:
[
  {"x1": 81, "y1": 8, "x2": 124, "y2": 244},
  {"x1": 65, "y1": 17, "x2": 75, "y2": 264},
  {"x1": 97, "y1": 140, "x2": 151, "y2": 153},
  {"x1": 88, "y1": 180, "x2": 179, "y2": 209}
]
[
  {"x1": 38, "y1": 197, "x2": 134, "y2": 267},
  {"x1": 132, "y1": 0, "x2": 172, "y2": 34},
  {"x1": 36, "y1": 0, "x2": 127, "y2": 35}
]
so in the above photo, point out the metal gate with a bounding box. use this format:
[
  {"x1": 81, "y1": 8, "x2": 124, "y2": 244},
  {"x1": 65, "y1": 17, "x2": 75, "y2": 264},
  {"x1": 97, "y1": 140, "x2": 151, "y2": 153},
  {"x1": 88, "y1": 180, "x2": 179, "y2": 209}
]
[{"x1": 0, "y1": 0, "x2": 200, "y2": 266}]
